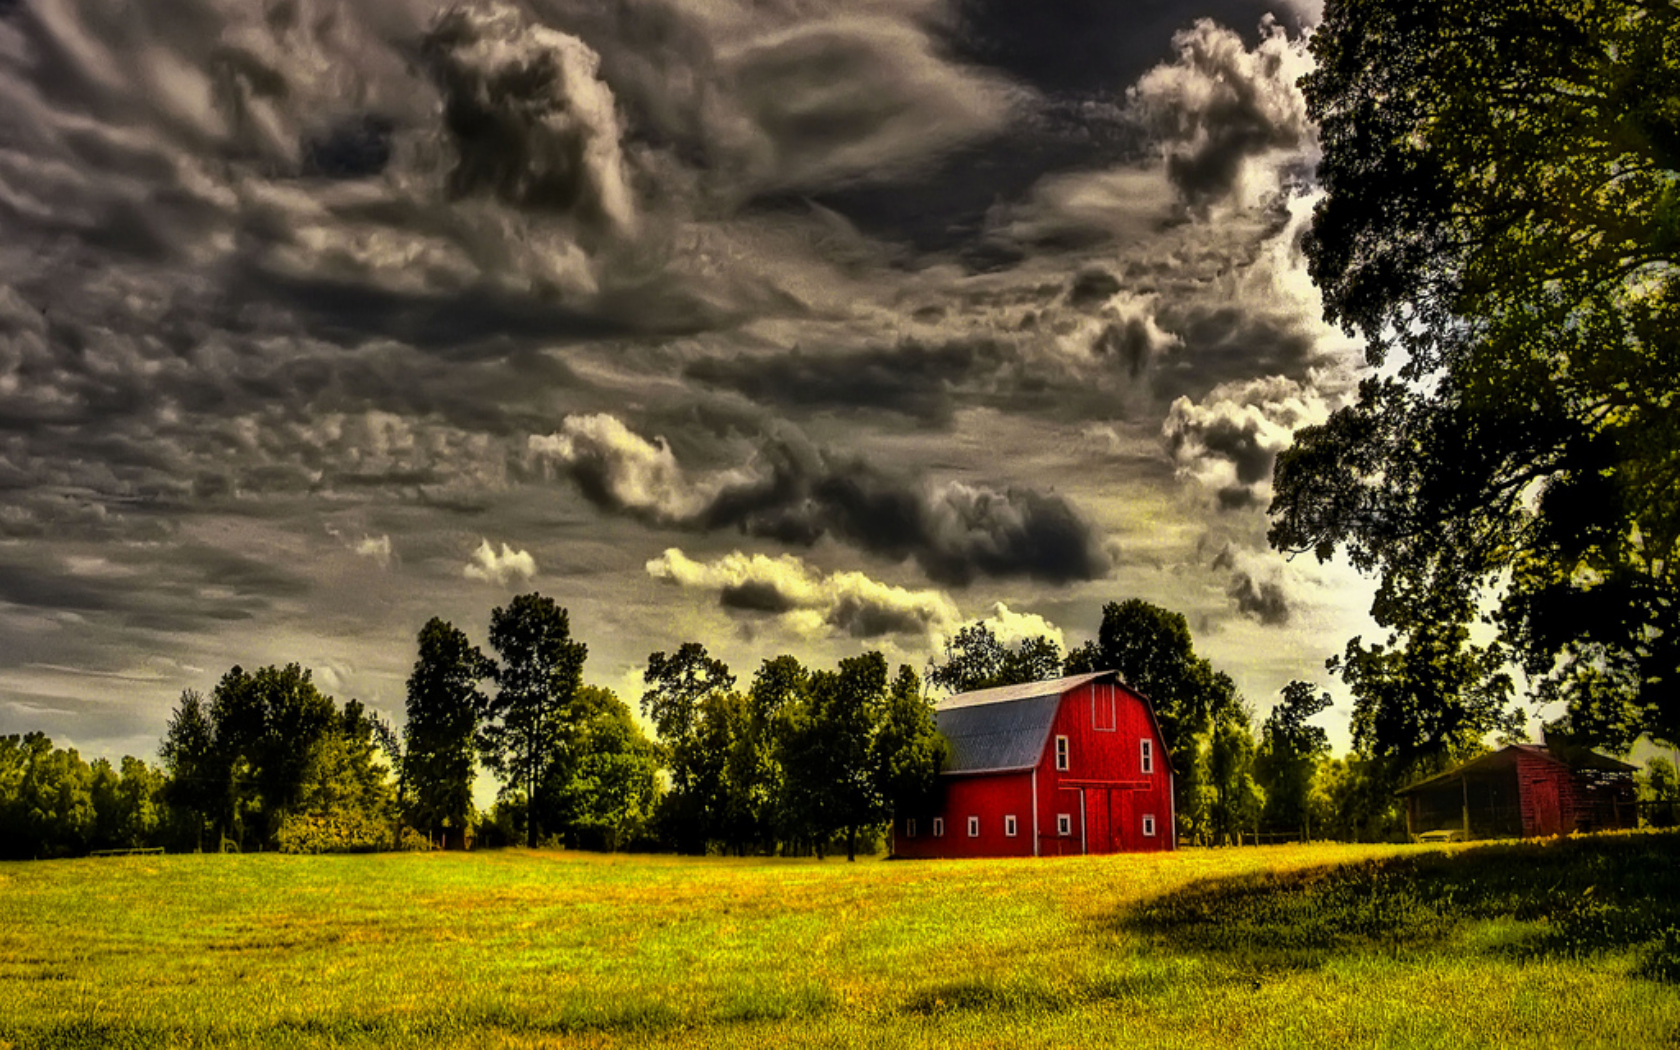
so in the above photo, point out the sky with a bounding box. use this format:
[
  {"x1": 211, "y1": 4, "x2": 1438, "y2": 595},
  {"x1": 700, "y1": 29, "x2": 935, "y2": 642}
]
[{"x1": 0, "y1": 0, "x2": 1399, "y2": 769}]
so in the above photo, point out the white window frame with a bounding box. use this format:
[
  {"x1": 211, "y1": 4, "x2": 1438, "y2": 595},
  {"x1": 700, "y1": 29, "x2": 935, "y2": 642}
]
[
  {"x1": 1140, "y1": 738, "x2": 1153, "y2": 774},
  {"x1": 1057, "y1": 813, "x2": 1072, "y2": 836},
  {"x1": 967, "y1": 816, "x2": 980, "y2": 837},
  {"x1": 1142, "y1": 814, "x2": 1156, "y2": 837},
  {"x1": 1004, "y1": 815, "x2": 1018, "y2": 837},
  {"x1": 932, "y1": 817, "x2": 944, "y2": 837},
  {"x1": 906, "y1": 818, "x2": 917, "y2": 838},
  {"x1": 1055, "y1": 735, "x2": 1070, "y2": 771}
]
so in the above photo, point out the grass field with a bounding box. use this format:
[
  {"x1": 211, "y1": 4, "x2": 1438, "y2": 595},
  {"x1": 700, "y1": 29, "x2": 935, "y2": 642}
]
[{"x1": 1, "y1": 833, "x2": 1677, "y2": 1049}]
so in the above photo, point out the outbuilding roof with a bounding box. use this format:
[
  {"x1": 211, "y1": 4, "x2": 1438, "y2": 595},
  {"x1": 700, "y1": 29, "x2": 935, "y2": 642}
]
[{"x1": 936, "y1": 671, "x2": 1116, "y2": 774}]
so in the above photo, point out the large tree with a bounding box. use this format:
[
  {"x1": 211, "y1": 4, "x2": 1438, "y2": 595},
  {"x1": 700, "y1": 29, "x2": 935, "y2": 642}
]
[
  {"x1": 403, "y1": 618, "x2": 494, "y2": 847},
  {"x1": 926, "y1": 623, "x2": 1064, "y2": 694},
  {"x1": 1273, "y1": 0, "x2": 1680, "y2": 752},
  {"x1": 1064, "y1": 599, "x2": 1241, "y2": 761},
  {"x1": 482, "y1": 593, "x2": 588, "y2": 848},
  {"x1": 1255, "y1": 681, "x2": 1333, "y2": 839},
  {"x1": 640, "y1": 643, "x2": 737, "y2": 853}
]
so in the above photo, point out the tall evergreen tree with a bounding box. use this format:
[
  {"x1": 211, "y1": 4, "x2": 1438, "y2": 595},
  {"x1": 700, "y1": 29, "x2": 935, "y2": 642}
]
[
  {"x1": 403, "y1": 617, "x2": 494, "y2": 847},
  {"x1": 482, "y1": 593, "x2": 587, "y2": 848}
]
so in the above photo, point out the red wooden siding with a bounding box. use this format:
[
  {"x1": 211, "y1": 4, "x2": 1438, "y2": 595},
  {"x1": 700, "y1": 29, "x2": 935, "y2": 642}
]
[
  {"x1": 893, "y1": 771, "x2": 1034, "y2": 859},
  {"x1": 892, "y1": 677, "x2": 1173, "y2": 858}
]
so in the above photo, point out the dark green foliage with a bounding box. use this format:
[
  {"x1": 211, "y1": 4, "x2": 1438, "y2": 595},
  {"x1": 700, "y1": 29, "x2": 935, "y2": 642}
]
[
  {"x1": 778, "y1": 653, "x2": 890, "y2": 861},
  {"x1": 482, "y1": 593, "x2": 588, "y2": 848},
  {"x1": 927, "y1": 622, "x2": 1064, "y2": 694},
  {"x1": 1125, "y1": 832, "x2": 1680, "y2": 980},
  {"x1": 1064, "y1": 599, "x2": 1241, "y2": 760},
  {"x1": 0, "y1": 734, "x2": 169, "y2": 859},
  {"x1": 159, "y1": 688, "x2": 216, "y2": 849},
  {"x1": 640, "y1": 643, "x2": 737, "y2": 853},
  {"x1": 870, "y1": 665, "x2": 947, "y2": 817},
  {"x1": 403, "y1": 617, "x2": 494, "y2": 846},
  {"x1": 1275, "y1": 0, "x2": 1680, "y2": 751},
  {"x1": 544, "y1": 685, "x2": 661, "y2": 852},
  {"x1": 1256, "y1": 681, "x2": 1332, "y2": 838}
]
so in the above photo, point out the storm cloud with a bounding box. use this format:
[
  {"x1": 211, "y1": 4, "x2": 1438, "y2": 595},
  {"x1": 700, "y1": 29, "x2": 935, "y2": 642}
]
[{"x1": 534, "y1": 414, "x2": 1113, "y2": 586}]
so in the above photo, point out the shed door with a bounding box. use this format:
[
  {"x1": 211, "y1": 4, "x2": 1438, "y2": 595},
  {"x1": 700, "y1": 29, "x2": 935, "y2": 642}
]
[{"x1": 1529, "y1": 778, "x2": 1562, "y2": 836}]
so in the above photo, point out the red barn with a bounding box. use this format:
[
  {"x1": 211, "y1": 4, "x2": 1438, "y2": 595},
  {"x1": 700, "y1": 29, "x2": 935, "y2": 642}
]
[
  {"x1": 891, "y1": 671, "x2": 1174, "y2": 858},
  {"x1": 1395, "y1": 742, "x2": 1638, "y2": 840}
]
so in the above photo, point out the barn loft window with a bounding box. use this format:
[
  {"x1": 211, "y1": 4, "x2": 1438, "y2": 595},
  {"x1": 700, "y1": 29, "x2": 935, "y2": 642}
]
[
  {"x1": 967, "y1": 816, "x2": 980, "y2": 837},
  {"x1": 1142, "y1": 814, "x2": 1156, "y2": 837},
  {"x1": 1056, "y1": 735, "x2": 1070, "y2": 771},
  {"x1": 933, "y1": 817, "x2": 944, "y2": 837},
  {"x1": 906, "y1": 818, "x2": 917, "y2": 837},
  {"x1": 1093, "y1": 685, "x2": 1117, "y2": 731},
  {"x1": 1140, "y1": 739, "x2": 1153, "y2": 774},
  {"x1": 1005, "y1": 815, "x2": 1018, "y2": 837},
  {"x1": 1057, "y1": 813, "x2": 1072, "y2": 836}
]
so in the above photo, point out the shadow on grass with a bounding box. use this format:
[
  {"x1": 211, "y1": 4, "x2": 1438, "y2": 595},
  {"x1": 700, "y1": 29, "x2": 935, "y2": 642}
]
[{"x1": 1117, "y1": 830, "x2": 1680, "y2": 981}]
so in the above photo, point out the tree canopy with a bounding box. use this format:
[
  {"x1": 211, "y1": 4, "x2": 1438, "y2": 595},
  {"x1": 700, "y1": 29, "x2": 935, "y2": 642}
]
[{"x1": 1273, "y1": 0, "x2": 1680, "y2": 752}]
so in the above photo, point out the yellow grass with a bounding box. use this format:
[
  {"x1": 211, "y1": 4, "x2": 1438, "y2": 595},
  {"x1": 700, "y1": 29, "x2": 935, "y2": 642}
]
[{"x1": 0, "y1": 835, "x2": 1675, "y2": 1048}]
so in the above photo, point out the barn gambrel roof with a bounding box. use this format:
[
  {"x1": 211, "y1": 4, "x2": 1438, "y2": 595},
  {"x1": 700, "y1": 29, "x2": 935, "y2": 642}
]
[{"x1": 935, "y1": 671, "x2": 1115, "y2": 774}]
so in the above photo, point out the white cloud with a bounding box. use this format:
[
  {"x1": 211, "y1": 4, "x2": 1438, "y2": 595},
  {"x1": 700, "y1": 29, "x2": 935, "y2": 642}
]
[
  {"x1": 464, "y1": 538, "x2": 537, "y2": 585},
  {"x1": 1162, "y1": 374, "x2": 1332, "y2": 510},
  {"x1": 970, "y1": 601, "x2": 1065, "y2": 651},
  {"x1": 646, "y1": 547, "x2": 960, "y2": 641},
  {"x1": 353, "y1": 534, "x2": 392, "y2": 567},
  {"x1": 529, "y1": 414, "x2": 757, "y2": 522}
]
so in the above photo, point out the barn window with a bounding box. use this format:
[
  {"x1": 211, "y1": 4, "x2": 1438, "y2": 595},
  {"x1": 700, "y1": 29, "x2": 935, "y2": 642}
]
[
  {"x1": 906, "y1": 818, "x2": 917, "y2": 838},
  {"x1": 1140, "y1": 739, "x2": 1153, "y2": 774},
  {"x1": 933, "y1": 817, "x2": 944, "y2": 837},
  {"x1": 1056, "y1": 735, "x2": 1070, "y2": 771},
  {"x1": 1057, "y1": 813, "x2": 1072, "y2": 836},
  {"x1": 1093, "y1": 686, "x2": 1117, "y2": 731},
  {"x1": 967, "y1": 816, "x2": 980, "y2": 837},
  {"x1": 1142, "y1": 814, "x2": 1156, "y2": 837},
  {"x1": 1005, "y1": 815, "x2": 1018, "y2": 837}
]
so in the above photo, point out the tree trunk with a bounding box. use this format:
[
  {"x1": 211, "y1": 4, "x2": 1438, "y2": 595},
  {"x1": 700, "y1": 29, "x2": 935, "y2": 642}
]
[{"x1": 846, "y1": 825, "x2": 856, "y2": 862}]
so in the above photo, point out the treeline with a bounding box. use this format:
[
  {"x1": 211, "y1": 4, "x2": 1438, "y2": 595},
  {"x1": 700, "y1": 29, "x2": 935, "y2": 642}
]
[{"x1": 11, "y1": 592, "x2": 1671, "y2": 859}]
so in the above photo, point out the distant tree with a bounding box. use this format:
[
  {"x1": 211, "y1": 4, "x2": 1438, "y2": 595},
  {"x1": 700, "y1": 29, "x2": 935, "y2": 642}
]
[
  {"x1": 544, "y1": 685, "x2": 661, "y2": 851},
  {"x1": 928, "y1": 623, "x2": 1064, "y2": 694},
  {"x1": 746, "y1": 655, "x2": 810, "y2": 853},
  {"x1": 8, "y1": 736, "x2": 95, "y2": 858},
  {"x1": 1318, "y1": 754, "x2": 1407, "y2": 843},
  {"x1": 779, "y1": 652, "x2": 895, "y2": 861},
  {"x1": 403, "y1": 618, "x2": 494, "y2": 847},
  {"x1": 1064, "y1": 599, "x2": 1241, "y2": 760},
  {"x1": 159, "y1": 688, "x2": 217, "y2": 850},
  {"x1": 482, "y1": 593, "x2": 588, "y2": 848},
  {"x1": 1206, "y1": 711, "x2": 1265, "y2": 845},
  {"x1": 870, "y1": 664, "x2": 947, "y2": 826},
  {"x1": 277, "y1": 699, "x2": 399, "y2": 854},
  {"x1": 1256, "y1": 681, "x2": 1333, "y2": 839},
  {"x1": 641, "y1": 643, "x2": 737, "y2": 854},
  {"x1": 1641, "y1": 757, "x2": 1680, "y2": 803},
  {"x1": 112, "y1": 756, "x2": 165, "y2": 849},
  {"x1": 1331, "y1": 621, "x2": 1524, "y2": 777}
]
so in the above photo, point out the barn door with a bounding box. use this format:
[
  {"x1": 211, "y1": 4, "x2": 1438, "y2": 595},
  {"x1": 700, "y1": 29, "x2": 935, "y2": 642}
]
[
  {"x1": 1085, "y1": 789, "x2": 1112, "y2": 853},
  {"x1": 1111, "y1": 789, "x2": 1133, "y2": 853},
  {"x1": 1529, "y1": 778, "x2": 1562, "y2": 837}
]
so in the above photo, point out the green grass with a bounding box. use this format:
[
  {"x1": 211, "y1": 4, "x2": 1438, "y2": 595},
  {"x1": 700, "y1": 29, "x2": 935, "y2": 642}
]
[{"x1": 1, "y1": 833, "x2": 1676, "y2": 1048}]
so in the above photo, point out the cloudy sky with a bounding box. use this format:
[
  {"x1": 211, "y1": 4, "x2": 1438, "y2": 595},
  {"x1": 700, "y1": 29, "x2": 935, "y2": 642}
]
[{"x1": 1, "y1": 0, "x2": 1386, "y2": 766}]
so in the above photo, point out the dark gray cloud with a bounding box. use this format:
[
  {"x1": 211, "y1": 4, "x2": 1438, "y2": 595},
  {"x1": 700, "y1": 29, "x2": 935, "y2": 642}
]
[
  {"x1": 1128, "y1": 17, "x2": 1312, "y2": 210},
  {"x1": 1211, "y1": 543, "x2": 1291, "y2": 626},
  {"x1": 535, "y1": 415, "x2": 1112, "y2": 586},
  {"x1": 683, "y1": 337, "x2": 1016, "y2": 424},
  {"x1": 1162, "y1": 374, "x2": 1332, "y2": 510}
]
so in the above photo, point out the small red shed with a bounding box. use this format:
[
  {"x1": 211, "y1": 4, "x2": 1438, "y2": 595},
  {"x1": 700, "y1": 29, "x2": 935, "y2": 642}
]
[
  {"x1": 1395, "y1": 742, "x2": 1638, "y2": 840},
  {"x1": 891, "y1": 671, "x2": 1174, "y2": 858}
]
